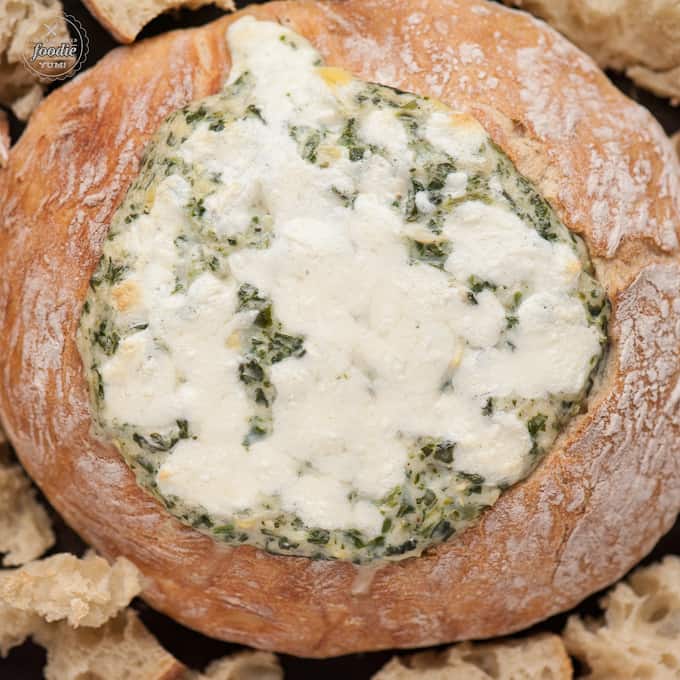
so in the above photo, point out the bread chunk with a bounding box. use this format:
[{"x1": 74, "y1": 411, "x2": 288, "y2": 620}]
[
  {"x1": 0, "y1": 0, "x2": 69, "y2": 119},
  {"x1": 0, "y1": 603, "x2": 40, "y2": 657},
  {"x1": 0, "y1": 551, "x2": 182, "y2": 679},
  {"x1": 183, "y1": 651, "x2": 283, "y2": 680},
  {"x1": 503, "y1": 0, "x2": 680, "y2": 102},
  {"x1": 36, "y1": 609, "x2": 186, "y2": 680},
  {"x1": 82, "y1": 0, "x2": 235, "y2": 43},
  {"x1": 373, "y1": 634, "x2": 572, "y2": 679},
  {"x1": 0, "y1": 446, "x2": 54, "y2": 566},
  {"x1": 0, "y1": 552, "x2": 142, "y2": 629},
  {"x1": 0, "y1": 549, "x2": 278, "y2": 679},
  {"x1": 564, "y1": 556, "x2": 680, "y2": 679}
]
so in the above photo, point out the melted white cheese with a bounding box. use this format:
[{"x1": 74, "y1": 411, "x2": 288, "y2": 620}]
[{"x1": 95, "y1": 17, "x2": 602, "y2": 535}]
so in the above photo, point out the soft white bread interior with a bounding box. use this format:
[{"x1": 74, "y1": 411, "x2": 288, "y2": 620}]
[
  {"x1": 0, "y1": 552, "x2": 143, "y2": 628},
  {"x1": 0, "y1": 441, "x2": 54, "y2": 566},
  {"x1": 0, "y1": 459, "x2": 54, "y2": 566},
  {"x1": 564, "y1": 556, "x2": 680, "y2": 679},
  {"x1": 0, "y1": 552, "x2": 143, "y2": 658},
  {"x1": 0, "y1": 547, "x2": 284, "y2": 678},
  {"x1": 36, "y1": 609, "x2": 186, "y2": 680},
  {"x1": 373, "y1": 634, "x2": 572, "y2": 680},
  {"x1": 503, "y1": 0, "x2": 680, "y2": 102},
  {"x1": 183, "y1": 651, "x2": 283, "y2": 680},
  {"x1": 0, "y1": 551, "x2": 186, "y2": 678},
  {"x1": 82, "y1": 0, "x2": 235, "y2": 43},
  {"x1": 0, "y1": 0, "x2": 69, "y2": 120}
]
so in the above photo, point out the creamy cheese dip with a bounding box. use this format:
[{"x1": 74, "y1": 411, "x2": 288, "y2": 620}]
[{"x1": 78, "y1": 17, "x2": 609, "y2": 562}]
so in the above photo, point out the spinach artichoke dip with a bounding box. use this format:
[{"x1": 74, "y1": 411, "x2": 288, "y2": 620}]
[{"x1": 78, "y1": 17, "x2": 609, "y2": 563}]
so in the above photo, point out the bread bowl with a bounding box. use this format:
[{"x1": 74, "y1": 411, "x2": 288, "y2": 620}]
[{"x1": 0, "y1": 0, "x2": 679, "y2": 658}]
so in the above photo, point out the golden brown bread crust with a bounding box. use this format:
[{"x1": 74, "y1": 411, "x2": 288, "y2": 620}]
[
  {"x1": 0, "y1": 0, "x2": 679, "y2": 658},
  {"x1": 0, "y1": 110, "x2": 8, "y2": 168}
]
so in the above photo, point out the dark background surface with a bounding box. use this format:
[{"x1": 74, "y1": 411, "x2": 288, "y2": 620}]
[{"x1": 2, "y1": 1, "x2": 679, "y2": 678}]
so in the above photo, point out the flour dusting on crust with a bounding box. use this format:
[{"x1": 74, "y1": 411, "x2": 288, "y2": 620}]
[{"x1": 553, "y1": 264, "x2": 680, "y2": 594}]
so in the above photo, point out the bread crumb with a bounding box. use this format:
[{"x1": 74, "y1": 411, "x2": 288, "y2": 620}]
[
  {"x1": 82, "y1": 0, "x2": 236, "y2": 44},
  {"x1": 564, "y1": 555, "x2": 680, "y2": 679},
  {"x1": 0, "y1": 445, "x2": 54, "y2": 567},
  {"x1": 372, "y1": 633, "x2": 572, "y2": 679},
  {"x1": 182, "y1": 651, "x2": 283, "y2": 680},
  {"x1": 0, "y1": 552, "x2": 143, "y2": 628}
]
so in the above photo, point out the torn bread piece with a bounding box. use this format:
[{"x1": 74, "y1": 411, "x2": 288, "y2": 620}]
[
  {"x1": 372, "y1": 634, "x2": 572, "y2": 680},
  {"x1": 0, "y1": 551, "x2": 185, "y2": 678},
  {"x1": 0, "y1": 109, "x2": 6, "y2": 167},
  {"x1": 183, "y1": 651, "x2": 283, "y2": 680},
  {"x1": 564, "y1": 555, "x2": 680, "y2": 680},
  {"x1": 36, "y1": 609, "x2": 186, "y2": 680},
  {"x1": 82, "y1": 0, "x2": 235, "y2": 43},
  {"x1": 504, "y1": 0, "x2": 680, "y2": 103},
  {"x1": 672, "y1": 131, "x2": 680, "y2": 162},
  {"x1": 0, "y1": 0, "x2": 69, "y2": 120},
  {"x1": 0, "y1": 552, "x2": 142, "y2": 658},
  {"x1": 0, "y1": 551, "x2": 275, "y2": 679},
  {"x1": 9, "y1": 84, "x2": 43, "y2": 121},
  {"x1": 0, "y1": 552, "x2": 143, "y2": 628},
  {"x1": 0, "y1": 444, "x2": 54, "y2": 566},
  {"x1": 629, "y1": 65, "x2": 680, "y2": 105},
  {"x1": 0, "y1": 602, "x2": 40, "y2": 657}
]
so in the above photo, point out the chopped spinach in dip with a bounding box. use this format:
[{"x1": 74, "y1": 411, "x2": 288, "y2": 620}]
[{"x1": 77, "y1": 17, "x2": 609, "y2": 563}]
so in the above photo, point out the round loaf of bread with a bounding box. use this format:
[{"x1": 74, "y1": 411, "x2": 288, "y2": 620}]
[{"x1": 0, "y1": 0, "x2": 679, "y2": 657}]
